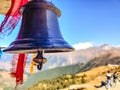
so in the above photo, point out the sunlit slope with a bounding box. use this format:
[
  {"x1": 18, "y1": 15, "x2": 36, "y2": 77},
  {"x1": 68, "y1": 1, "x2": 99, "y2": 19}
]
[
  {"x1": 19, "y1": 63, "x2": 83, "y2": 89},
  {"x1": 22, "y1": 65, "x2": 120, "y2": 90}
]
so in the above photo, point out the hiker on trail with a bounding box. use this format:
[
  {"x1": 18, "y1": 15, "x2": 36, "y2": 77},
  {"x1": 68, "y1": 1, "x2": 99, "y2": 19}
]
[
  {"x1": 95, "y1": 81, "x2": 108, "y2": 89},
  {"x1": 112, "y1": 71, "x2": 118, "y2": 86},
  {"x1": 106, "y1": 70, "x2": 112, "y2": 89}
]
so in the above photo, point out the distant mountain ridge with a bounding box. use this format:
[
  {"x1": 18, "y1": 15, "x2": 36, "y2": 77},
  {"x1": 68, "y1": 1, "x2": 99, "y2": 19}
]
[
  {"x1": 0, "y1": 44, "x2": 120, "y2": 71},
  {"x1": 0, "y1": 44, "x2": 120, "y2": 89},
  {"x1": 80, "y1": 50, "x2": 120, "y2": 71},
  {"x1": 41, "y1": 44, "x2": 120, "y2": 70}
]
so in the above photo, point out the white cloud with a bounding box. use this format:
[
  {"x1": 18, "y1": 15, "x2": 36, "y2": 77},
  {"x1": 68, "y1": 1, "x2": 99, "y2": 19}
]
[
  {"x1": 72, "y1": 42, "x2": 93, "y2": 50},
  {"x1": 114, "y1": 45, "x2": 120, "y2": 47}
]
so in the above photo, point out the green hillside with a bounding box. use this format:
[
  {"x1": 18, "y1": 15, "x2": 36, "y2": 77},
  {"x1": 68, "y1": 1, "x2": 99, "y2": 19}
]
[{"x1": 18, "y1": 63, "x2": 83, "y2": 89}]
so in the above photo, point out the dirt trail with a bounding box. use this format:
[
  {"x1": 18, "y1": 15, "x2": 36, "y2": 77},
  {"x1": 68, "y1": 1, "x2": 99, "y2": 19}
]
[
  {"x1": 63, "y1": 80, "x2": 120, "y2": 90},
  {"x1": 96, "y1": 81, "x2": 120, "y2": 90}
]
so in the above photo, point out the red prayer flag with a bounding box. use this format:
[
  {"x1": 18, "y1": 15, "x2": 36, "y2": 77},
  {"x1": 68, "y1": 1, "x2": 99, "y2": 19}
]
[
  {"x1": 10, "y1": 54, "x2": 28, "y2": 85},
  {"x1": 0, "y1": 0, "x2": 28, "y2": 35},
  {"x1": 15, "y1": 54, "x2": 28, "y2": 84}
]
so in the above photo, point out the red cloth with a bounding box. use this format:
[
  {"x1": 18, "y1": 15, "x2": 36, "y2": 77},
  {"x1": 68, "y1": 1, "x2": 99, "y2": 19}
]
[
  {"x1": 10, "y1": 54, "x2": 19, "y2": 77},
  {"x1": 0, "y1": 0, "x2": 28, "y2": 35},
  {"x1": 16, "y1": 54, "x2": 28, "y2": 84},
  {"x1": 10, "y1": 54, "x2": 28, "y2": 85}
]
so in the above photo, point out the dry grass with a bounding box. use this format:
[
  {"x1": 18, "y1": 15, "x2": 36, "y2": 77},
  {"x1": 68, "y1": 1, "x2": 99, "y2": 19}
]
[
  {"x1": 0, "y1": 0, "x2": 11, "y2": 14},
  {"x1": 71, "y1": 65, "x2": 119, "y2": 90},
  {"x1": 0, "y1": 0, "x2": 31, "y2": 14},
  {"x1": 24, "y1": 65, "x2": 119, "y2": 90},
  {"x1": 77, "y1": 65, "x2": 115, "y2": 80}
]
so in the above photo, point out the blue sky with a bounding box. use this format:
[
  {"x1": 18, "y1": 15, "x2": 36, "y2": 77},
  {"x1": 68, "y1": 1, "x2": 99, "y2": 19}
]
[{"x1": 0, "y1": 0, "x2": 120, "y2": 49}]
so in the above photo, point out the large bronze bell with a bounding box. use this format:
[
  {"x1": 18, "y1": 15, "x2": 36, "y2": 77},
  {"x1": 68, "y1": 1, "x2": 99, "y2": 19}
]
[{"x1": 3, "y1": 0, "x2": 74, "y2": 53}]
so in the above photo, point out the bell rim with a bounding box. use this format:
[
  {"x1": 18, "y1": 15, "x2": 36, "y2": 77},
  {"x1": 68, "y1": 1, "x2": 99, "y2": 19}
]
[{"x1": 3, "y1": 47, "x2": 74, "y2": 54}]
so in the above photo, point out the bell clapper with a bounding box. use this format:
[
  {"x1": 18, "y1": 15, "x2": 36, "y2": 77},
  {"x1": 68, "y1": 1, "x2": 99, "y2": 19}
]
[{"x1": 33, "y1": 50, "x2": 46, "y2": 70}]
